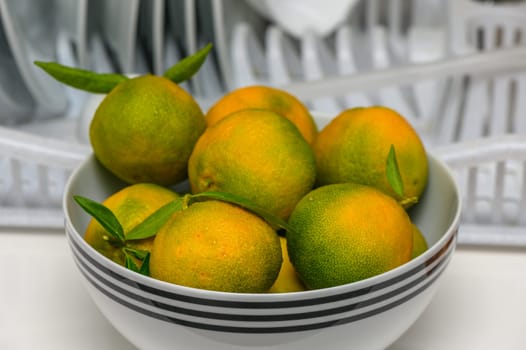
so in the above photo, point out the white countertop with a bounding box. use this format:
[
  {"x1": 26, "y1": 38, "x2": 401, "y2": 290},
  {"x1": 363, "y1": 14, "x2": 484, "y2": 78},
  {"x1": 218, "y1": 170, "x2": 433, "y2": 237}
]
[{"x1": 1, "y1": 228, "x2": 526, "y2": 350}]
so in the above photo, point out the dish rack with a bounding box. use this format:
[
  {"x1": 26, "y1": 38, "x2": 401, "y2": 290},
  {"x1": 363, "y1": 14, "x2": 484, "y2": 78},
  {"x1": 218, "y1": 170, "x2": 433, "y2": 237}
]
[{"x1": 2, "y1": 0, "x2": 526, "y2": 247}]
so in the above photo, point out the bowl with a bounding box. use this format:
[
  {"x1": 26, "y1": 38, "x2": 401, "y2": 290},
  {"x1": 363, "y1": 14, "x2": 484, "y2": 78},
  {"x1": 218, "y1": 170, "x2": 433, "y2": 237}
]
[{"x1": 63, "y1": 151, "x2": 460, "y2": 350}]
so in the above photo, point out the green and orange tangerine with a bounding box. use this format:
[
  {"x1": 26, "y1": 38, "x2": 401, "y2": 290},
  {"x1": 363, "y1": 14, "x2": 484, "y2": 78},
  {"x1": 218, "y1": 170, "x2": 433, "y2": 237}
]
[
  {"x1": 150, "y1": 200, "x2": 282, "y2": 293},
  {"x1": 82, "y1": 183, "x2": 180, "y2": 267},
  {"x1": 205, "y1": 85, "x2": 318, "y2": 144},
  {"x1": 188, "y1": 109, "x2": 317, "y2": 220},
  {"x1": 314, "y1": 106, "x2": 428, "y2": 208},
  {"x1": 90, "y1": 74, "x2": 206, "y2": 185},
  {"x1": 287, "y1": 183, "x2": 413, "y2": 290}
]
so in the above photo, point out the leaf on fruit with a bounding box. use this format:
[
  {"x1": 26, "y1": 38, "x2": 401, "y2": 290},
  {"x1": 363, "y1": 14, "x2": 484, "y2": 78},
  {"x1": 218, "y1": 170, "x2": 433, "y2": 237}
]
[
  {"x1": 74, "y1": 195, "x2": 125, "y2": 243},
  {"x1": 139, "y1": 253, "x2": 151, "y2": 276},
  {"x1": 386, "y1": 145, "x2": 405, "y2": 199},
  {"x1": 163, "y1": 43, "x2": 212, "y2": 83},
  {"x1": 123, "y1": 247, "x2": 150, "y2": 276},
  {"x1": 124, "y1": 253, "x2": 140, "y2": 273},
  {"x1": 126, "y1": 198, "x2": 185, "y2": 241},
  {"x1": 34, "y1": 61, "x2": 128, "y2": 93},
  {"x1": 189, "y1": 191, "x2": 296, "y2": 235}
]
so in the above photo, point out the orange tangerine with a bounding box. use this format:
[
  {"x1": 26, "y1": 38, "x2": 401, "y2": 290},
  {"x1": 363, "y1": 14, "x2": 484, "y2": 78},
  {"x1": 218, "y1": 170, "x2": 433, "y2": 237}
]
[
  {"x1": 205, "y1": 85, "x2": 318, "y2": 144},
  {"x1": 314, "y1": 106, "x2": 428, "y2": 207},
  {"x1": 287, "y1": 183, "x2": 413, "y2": 289}
]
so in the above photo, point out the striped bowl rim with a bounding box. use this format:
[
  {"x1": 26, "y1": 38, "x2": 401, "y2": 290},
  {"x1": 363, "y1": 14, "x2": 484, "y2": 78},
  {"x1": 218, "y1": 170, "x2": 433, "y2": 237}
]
[
  {"x1": 66, "y1": 222, "x2": 456, "y2": 333},
  {"x1": 63, "y1": 153, "x2": 461, "y2": 334}
]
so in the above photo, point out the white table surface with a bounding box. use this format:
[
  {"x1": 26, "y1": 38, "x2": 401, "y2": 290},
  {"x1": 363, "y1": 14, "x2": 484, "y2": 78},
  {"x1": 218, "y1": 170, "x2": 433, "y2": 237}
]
[{"x1": 1, "y1": 228, "x2": 526, "y2": 350}]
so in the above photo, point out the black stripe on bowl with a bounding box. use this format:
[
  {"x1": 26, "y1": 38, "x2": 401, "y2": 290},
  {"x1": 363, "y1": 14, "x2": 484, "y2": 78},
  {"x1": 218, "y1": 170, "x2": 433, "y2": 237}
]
[
  {"x1": 72, "y1": 236, "x2": 452, "y2": 324},
  {"x1": 66, "y1": 223, "x2": 456, "y2": 311},
  {"x1": 67, "y1": 228, "x2": 455, "y2": 330},
  {"x1": 71, "y1": 242, "x2": 452, "y2": 334}
]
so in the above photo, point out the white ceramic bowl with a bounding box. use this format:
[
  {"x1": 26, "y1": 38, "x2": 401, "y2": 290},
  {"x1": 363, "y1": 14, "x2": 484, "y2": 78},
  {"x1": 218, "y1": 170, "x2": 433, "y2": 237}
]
[{"x1": 63, "y1": 151, "x2": 460, "y2": 350}]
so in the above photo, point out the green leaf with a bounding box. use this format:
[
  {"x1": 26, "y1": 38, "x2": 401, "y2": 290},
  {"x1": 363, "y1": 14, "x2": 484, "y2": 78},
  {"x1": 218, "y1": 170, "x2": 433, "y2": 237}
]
[
  {"x1": 73, "y1": 195, "x2": 125, "y2": 243},
  {"x1": 139, "y1": 252, "x2": 151, "y2": 276},
  {"x1": 125, "y1": 253, "x2": 140, "y2": 273},
  {"x1": 123, "y1": 247, "x2": 150, "y2": 260},
  {"x1": 189, "y1": 191, "x2": 296, "y2": 234},
  {"x1": 163, "y1": 43, "x2": 212, "y2": 83},
  {"x1": 34, "y1": 61, "x2": 128, "y2": 93},
  {"x1": 126, "y1": 198, "x2": 185, "y2": 241},
  {"x1": 123, "y1": 247, "x2": 150, "y2": 276},
  {"x1": 386, "y1": 145, "x2": 405, "y2": 198}
]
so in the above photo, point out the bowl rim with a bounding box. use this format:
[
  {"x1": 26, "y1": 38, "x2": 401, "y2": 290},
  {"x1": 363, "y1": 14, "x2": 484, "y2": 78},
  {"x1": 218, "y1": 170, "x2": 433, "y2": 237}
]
[{"x1": 63, "y1": 152, "x2": 461, "y2": 303}]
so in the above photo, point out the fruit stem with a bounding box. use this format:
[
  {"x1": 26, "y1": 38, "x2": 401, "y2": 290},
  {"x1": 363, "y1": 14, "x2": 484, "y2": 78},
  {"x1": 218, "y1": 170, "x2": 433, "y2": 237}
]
[
  {"x1": 182, "y1": 193, "x2": 192, "y2": 209},
  {"x1": 399, "y1": 196, "x2": 418, "y2": 208}
]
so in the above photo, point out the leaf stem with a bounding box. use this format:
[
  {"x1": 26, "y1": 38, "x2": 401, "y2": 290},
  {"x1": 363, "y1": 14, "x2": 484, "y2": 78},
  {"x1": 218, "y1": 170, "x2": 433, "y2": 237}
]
[{"x1": 188, "y1": 191, "x2": 297, "y2": 235}]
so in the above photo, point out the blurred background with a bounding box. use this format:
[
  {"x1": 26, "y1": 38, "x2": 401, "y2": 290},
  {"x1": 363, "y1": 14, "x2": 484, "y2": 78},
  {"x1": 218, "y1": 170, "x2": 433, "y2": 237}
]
[
  {"x1": 2, "y1": 0, "x2": 526, "y2": 245},
  {"x1": 1, "y1": 0, "x2": 524, "y2": 130}
]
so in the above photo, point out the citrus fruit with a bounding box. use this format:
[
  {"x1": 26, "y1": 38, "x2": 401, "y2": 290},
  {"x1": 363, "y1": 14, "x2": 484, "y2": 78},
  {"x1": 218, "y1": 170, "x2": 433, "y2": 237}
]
[
  {"x1": 205, "y1": 85, "x2": 318, "y2": 144},
  {"x1": 188, "y1": 109, "x2": 316, "y2": 220},
  {"x1": 269, "y1": 236, "x2": 306, "y2": 293},
  {"x1": 287, "y1": 183, "x2": 413, "y2": 289},
  {"x1": 84, "y1": 183, "x2": 180, "y2": 266},
  {"x1": 150, "y1": 200, "x2": 282, "y2": 293},
  {"x1": 313, "y1": 106, "x2": 428, "y2": 207},
  {"x1": 89, "y1": 74, "x2": 207, "y2": 185},
  {"x1": 411, "y1": 224, "x2": 428, "y2": 259}
]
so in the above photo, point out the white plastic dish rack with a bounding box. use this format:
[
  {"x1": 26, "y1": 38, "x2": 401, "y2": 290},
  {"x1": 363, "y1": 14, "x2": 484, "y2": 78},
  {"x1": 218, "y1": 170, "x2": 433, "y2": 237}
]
[
  {"x1": 2, "y1": 0, "x2": 526, "y2": 248},
  {"x1": 2, "y1": 46, "x2": 526, "y2": 248}
]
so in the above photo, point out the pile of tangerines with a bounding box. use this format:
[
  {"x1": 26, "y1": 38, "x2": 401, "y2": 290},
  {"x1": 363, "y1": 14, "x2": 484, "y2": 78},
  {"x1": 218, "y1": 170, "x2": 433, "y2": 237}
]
[{"x1": 37, "y1": 46, "x2": 429, "y2": 294}]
